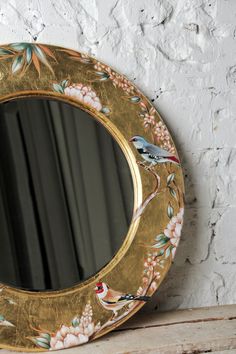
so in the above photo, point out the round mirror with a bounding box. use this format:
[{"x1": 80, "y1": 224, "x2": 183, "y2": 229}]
[{"x1": 0, "y1": 97, "x2": 134, "y2": 291}]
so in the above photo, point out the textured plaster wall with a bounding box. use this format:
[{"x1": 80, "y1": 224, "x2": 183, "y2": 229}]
[{"x1": 0, "y1": 0, "x2": 235, "y2": 311}]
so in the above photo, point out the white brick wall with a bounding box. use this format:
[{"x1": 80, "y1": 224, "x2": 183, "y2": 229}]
[{"x1": 1, "y1": 0, "x2": 235, "y2": 311}]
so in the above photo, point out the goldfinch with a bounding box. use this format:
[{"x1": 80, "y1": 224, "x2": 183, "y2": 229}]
[
  {"x1": 95, "y1": 282, "x2": 150, "y2": 317},
  {"x1": 129, "y1": 136, "x2": 180, "y2": 166}
]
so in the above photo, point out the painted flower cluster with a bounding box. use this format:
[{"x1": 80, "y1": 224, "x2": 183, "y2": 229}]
[
  {"x1": 30, "y1": 303, "x2": 100, "y2": 350},
  {"x1": 53, "y1": 80, "x2": 103, "y2": 111},
  {"x1": 65, "y1": 84, "x2": 102, "y2": 111},
  {"x1": 164, "y1": 208, "x2": 184, "y2": 256},
  {"x1": 94, "y1": 62, "x2": 137, "y2": 96},
  {"x1": 152, "y1": 207, "x2": 184, "y2": 259},
  {"x1": 53, "y1": 79, "x2": 110, "y2": 114},
  {"x1": 92, "y1": 61, "x2": 175, "y2": 154},
  {"x1": 139, "y1": 102, "x2": 175, "y2": 154}
]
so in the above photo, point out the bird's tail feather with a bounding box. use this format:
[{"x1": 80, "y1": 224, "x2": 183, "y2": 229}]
[{"x1": 135, "y1": 295, "x2": 151, "y2": 302}]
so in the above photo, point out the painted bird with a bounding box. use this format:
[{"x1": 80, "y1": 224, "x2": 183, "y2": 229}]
[
  {"x1": 95, "y1": 282, "x2": 150, "y2": 317},
  {"x1": 129, "y1": 136, "x2": 180, "y2": 167}
]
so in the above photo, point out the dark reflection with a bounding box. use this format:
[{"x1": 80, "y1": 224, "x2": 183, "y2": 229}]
[{"x1": 0, "y1": 98, "x2": 134, "y2": 291}]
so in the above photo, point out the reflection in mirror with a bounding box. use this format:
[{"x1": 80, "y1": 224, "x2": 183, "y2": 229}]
[{"x1": 0, "y1": 98, "x2": 134, "y2": 291}]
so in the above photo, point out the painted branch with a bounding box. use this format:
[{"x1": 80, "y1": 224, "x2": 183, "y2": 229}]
[{"x1": 133, "y1": 162, "x2": 161, "y2": 221}]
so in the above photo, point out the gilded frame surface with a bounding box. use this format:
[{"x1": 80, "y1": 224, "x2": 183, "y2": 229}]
[{"x1": 0, "y1": 43, "x2": 184, "y2": 351}]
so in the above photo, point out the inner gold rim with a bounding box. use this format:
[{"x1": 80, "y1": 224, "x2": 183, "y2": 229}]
[{"x1": 0, "y1": 90, "x2": 143, "y2": 297}]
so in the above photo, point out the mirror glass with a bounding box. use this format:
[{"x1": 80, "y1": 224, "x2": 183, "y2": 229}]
[{"x1": 0, "y1": 98, "x2": 134, "y2": 291}]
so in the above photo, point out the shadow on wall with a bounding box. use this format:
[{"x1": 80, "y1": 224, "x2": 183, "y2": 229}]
[{"x1": 141, "y1": 120, "x2": 199, "y2": 313}]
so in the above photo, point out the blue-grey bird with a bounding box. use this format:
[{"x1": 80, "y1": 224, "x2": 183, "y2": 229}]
[{"x1": 129, "y1": 135, "x2": 180, "y2": 166}]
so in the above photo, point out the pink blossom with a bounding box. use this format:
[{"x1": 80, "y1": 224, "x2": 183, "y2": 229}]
[
  {"x1": 164, "y1": 208, "x2": 184, "y2": 258},
  {"x1": 64, "y1": 84, "x2": 102, "y2": 111}
]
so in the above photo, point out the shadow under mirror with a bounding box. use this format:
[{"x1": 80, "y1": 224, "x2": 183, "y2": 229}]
[{"x1": 0, "y1": 97, "x2": 134, "y2": 291}]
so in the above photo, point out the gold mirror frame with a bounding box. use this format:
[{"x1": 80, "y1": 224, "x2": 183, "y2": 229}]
[{"x1": 0, "y1": 43, "x2": 184, "y2": 351}]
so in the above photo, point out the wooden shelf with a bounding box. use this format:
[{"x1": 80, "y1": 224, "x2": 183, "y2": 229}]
[{"x1": 2, "y1": 305, "x2": 236, "y2": 353}]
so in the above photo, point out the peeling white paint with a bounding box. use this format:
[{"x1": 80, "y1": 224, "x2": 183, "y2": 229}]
[{"x1": 0, "y1": 0, "x2": 235, "y2": 311}]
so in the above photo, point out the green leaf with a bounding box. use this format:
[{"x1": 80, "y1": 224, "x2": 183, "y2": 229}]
[
  {"x1": 33, "y1": 45, "x2": 54, "y2": 73},
  {"x1": 155, "y1": 233, "x2": 166, "y2": 242},
  {"x1": 95, "y1": 71, "x2": 105, "y2": 76},
  {"x1": 53, "y1": 83, "x2": 64, "y2": 94},
  {"x1": 12, "y1": 55, "x2": 24, "y2": 74},
  {"x1": 167, "y1": 203, "x2": 174, "y2": 218},
  {"x1": 0, "y1": 315, "x2": 4, "y2": 321},
  {"x1": 61, "y1": 79, "x2": 69, "y2": 88},
  {"x1": 0, "y1": 48, "x2": 13, "y2": 55},
  {"x1": 9, "y1": 43, "x2": 29, "y2": 51},
  {"x1": 154, "y1": 249, "x2": 165, "y2": 257},
  {"x1": 36, "y1": 337, "x2": 50, "y2": 345},
  {"x1": 32, "y1": 45, "x2": 46, "y2": 62},
  {"x1": 39, "y1": 333, "x2": 51, "y2": 341},
  {"x1": 167, "y1": 173, "x2": 175, "y2": 185},
  {"x1": 165, "y1": 246, "x2": 171, "y2": 258},
  {"x1": 101, "y1": 107, "x2": 110, "y2": 115},
  {"x1": 152, "y1": 237, "x2": 169, "y2": 248},
  {"x1": 130, "y1": 96, "x2": 141, "y2": 103},
  {"x1": 26, "y1": 47, "x2": 32, "y2": 63},
  {"x1": 72, "y1": 317, "x2": 80, "y2": 327},
  {"x1": 95, "y1": 71, "x2": 109, "y2": 77},
  {"x1": 35, "y1": 339, "x2": 50, "y2": 349},
  {"x1": 169, "y1": 187, "x2": 177, "y2": 199}
]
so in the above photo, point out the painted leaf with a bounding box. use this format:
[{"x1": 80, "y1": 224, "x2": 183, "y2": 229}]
[
  {"x1": 130, "y1": 96, "x2": 141, "y2": 103},
  {"x1": 72, "y1": 317, "x2": 80, "y2": 327},
  {"x1": 165, "y1": 246, "x2": 171, "y2": 258},
  {"x1": 167, "y1": 203, "x2": 174, "y2": 218},
  {"x1": 169, "y1": 187, "x2": 177, "y2": 199},
  {"x1": 53, "y1": 83, "x2": 64, "y2": 94},
  {"x1": 0, "y1": 48, "x2": 13, "y2": 55},
  {"x1": 12, "y1": 55, "x2": 24, "y2": 74},
  {"x1": 26, "y1": 47, "x2": 32, "y2": 64},
  {"x1": 38, "y1": 44, "x2": 57, "y2": 61},
  {"x1": 32, "y1": 52, "x2": 40, "y2": 76},
  {"x1": 36, "y1": 337, "x2": 50, "y2": 345},
  {"x1": 61, "y1": 79, "x2": 69, "y2": 89},
  {"x1": 95, "y1": 71, "x2": 110, "y2": 80},
  {"x1": 95, "y1": 71, "x2": 107, "y2": 76},
  {"x1": 154, "y1": 249, "x2": 165, "y2": 257},
  {"x1": 167, "y1": 173, "x2": 175, "y2": 185},
  {"x1": 152, "y1": 237, "x2": 169, "y2": 248},
  {"x1": 32, "y1": 45, "x2": 54, "y2": 74},
  {"x1": 32, "y1": 338, "x2": 50, "y2": 349},
  {"x1": 9, "y1": 43, "x2": 29, "y2": 51},
  {"x1": 39, "y1": 333, "x2": 51, "y2": 341},
  {"x1": 155, "y1": 233, "x2": 166, "y2": 242},
  {"x1": 101, "y1": 107, "x2": 110, "y2": 115}
]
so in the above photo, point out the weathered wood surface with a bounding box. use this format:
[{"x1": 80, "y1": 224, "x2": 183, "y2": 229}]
[{"x1": 2, "y1": 305, "x2": 236, "y2": 353}]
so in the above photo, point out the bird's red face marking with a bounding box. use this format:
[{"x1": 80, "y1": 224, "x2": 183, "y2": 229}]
[{"x1": 95, "y1": 282, "x2": 104, "y2": 294}]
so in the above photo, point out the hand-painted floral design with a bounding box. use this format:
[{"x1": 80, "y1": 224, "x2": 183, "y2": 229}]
[
  {"x1": 0, "y1": 43, "x2": 56, "y2": 76},
  {"x1": 29, "y1": 303, "x2": 101, "y2": 350},
  {"x1": 0, "y1": 44, "x2": 184, "y2": 351},
  {"x1": 164, "y1": 207, "x2": 184, "y2": 257},
  {"x1": 52, "y1": 80, "x2": 110, "y2": 114},
  {"x1": 0, "y1": 315, "x2": 14, "y2": 327},
  {"x1": 139, "y1": 102, "x2": 175, "y2": 154},
  {"x1": 152, "y1": 207, "x2": 184, "y2": 259}
]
